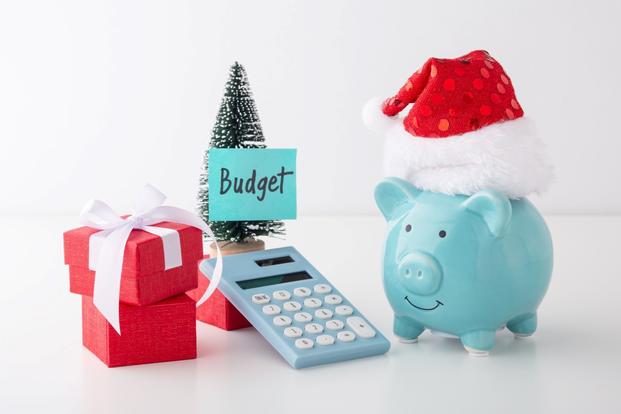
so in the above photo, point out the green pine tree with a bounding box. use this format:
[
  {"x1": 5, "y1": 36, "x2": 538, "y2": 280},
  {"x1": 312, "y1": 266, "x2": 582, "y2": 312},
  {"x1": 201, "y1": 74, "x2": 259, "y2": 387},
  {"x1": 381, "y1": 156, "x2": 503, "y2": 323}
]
[{"x1": 198, "y1": 62, "x2": 285, "y2": 244}]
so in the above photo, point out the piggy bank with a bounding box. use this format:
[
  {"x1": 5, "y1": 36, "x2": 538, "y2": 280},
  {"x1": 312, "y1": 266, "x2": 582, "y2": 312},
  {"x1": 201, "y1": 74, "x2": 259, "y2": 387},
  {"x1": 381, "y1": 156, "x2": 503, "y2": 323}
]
[{"x1": 375, "y1": 177, "x2": 553, "y2": 356}]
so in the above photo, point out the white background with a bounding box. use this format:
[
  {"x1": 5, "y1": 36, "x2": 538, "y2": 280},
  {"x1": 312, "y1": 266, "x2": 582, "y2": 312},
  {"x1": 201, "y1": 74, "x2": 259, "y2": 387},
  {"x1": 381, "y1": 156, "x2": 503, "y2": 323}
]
[
  {"x1": 1, "y1": 0, "x2": 620, "y2": 215},
  {"x1": 1, "y1": 2, "x2": 621, "y2": 412}
]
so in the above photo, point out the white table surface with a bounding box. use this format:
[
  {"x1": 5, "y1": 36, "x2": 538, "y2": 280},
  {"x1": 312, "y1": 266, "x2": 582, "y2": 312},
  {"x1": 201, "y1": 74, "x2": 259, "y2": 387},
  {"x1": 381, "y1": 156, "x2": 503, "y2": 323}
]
[{"x1": 1, "y1": 215, "x2": 620, "y2": 413}]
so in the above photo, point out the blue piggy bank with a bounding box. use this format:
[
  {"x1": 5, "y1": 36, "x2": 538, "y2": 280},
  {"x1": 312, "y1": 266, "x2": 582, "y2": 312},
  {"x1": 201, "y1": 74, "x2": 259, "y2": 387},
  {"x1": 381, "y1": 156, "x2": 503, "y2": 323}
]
[{"x1": 375, "y1": 177, "x2": 553, "y2": 356}]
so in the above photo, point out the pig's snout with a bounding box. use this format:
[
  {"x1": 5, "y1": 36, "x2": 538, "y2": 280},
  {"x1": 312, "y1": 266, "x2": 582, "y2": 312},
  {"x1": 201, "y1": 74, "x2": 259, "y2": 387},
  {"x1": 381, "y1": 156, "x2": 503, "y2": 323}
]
[{"x1": 398, "y1": 252, "x2": 443, "y2": 296}]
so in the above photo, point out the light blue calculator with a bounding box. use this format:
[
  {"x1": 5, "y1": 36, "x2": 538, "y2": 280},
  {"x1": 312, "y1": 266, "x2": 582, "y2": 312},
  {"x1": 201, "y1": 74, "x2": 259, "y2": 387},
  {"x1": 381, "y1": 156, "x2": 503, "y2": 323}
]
[{"x1": 199, "y1": 246, "x2": 390, "y2": 369}]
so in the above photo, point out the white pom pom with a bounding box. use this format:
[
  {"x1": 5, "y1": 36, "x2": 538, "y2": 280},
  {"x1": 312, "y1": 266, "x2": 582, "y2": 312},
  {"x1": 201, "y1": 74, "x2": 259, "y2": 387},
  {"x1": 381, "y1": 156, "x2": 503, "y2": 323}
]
[{"x1": 362, "y1": 97, "x2": 398, "y2": 134}]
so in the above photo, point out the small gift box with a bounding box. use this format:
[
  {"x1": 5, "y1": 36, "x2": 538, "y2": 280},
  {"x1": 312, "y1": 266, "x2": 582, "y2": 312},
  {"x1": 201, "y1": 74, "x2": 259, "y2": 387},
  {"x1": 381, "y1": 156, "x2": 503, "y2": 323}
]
[
  {"x1": 63, "y1": 184, "x2": 223, "y2": 346},
  {"x1": 187, "y1": 255, "x2": 251, "y2": 331},
  {"x1": 63, "y1": 222, "x2": 202, "y2": 306},
  {"x1": 82, "y1": 294, "x2": 196, "y2": 367}
]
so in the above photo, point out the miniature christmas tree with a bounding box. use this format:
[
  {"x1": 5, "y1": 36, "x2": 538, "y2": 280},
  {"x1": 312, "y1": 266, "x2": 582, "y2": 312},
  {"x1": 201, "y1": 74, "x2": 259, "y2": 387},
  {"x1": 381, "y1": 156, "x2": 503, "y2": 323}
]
[{"x1": 198, "y1": 62, "x2": 285, "y2": 244}]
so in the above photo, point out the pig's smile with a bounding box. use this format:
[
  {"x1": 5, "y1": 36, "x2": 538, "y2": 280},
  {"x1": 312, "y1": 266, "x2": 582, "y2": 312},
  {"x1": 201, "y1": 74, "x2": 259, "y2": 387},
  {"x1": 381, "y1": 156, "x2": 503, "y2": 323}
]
[{"x1": 405, "y1": 296, "x2": 444, "y2": 311}]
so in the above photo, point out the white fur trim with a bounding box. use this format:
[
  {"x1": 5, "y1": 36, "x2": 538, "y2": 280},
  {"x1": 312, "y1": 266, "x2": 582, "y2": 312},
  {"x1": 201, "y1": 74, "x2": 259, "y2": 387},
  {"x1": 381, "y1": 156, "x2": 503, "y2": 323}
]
[
  {"x1": 381, "y1": 117, "x2": 553, "y2": 199},
  {"x1": 362, "y1": 97, "x2": 400, "y2": 134}
]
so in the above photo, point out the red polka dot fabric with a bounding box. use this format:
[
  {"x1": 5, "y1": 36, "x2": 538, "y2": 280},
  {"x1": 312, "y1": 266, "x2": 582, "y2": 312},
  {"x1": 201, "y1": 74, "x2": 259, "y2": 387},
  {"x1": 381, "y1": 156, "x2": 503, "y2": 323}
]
[{"x1": 382, "y1": 50, "x2": 523, "y2": 138}]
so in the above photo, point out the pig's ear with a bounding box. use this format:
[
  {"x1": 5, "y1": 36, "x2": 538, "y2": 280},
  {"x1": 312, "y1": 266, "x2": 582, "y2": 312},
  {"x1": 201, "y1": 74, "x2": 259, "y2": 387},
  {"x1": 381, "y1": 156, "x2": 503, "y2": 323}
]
[
  {"x1": 462, "y1": 190, "x2": 512, "y2": 237},
  {"x1": 374, "y1": 178, "x2": 421, "y2": 221}
]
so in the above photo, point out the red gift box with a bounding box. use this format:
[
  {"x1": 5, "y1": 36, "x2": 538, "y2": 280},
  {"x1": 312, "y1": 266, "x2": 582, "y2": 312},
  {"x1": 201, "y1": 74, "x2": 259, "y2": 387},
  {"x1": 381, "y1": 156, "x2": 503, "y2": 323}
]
[
  {"x1": 64, "y1": 222, "x2": 203, "y2": 306},
  {"x1": 68, "y1": 264, "x2": 197, "y2": 306},
  {"x1": 188, "y1": 255, "x2": 251, "y2": 331},
  {"x1": 82, "y1": 293, "x2": 197, "y2": 367}
]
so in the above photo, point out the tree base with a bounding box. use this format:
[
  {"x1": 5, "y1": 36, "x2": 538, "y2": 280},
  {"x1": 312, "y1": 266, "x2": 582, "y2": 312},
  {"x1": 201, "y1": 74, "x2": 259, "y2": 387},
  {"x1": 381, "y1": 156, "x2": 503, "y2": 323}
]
[{"x1": 208, "y1": 239, "x2": 266, "y2": 257}]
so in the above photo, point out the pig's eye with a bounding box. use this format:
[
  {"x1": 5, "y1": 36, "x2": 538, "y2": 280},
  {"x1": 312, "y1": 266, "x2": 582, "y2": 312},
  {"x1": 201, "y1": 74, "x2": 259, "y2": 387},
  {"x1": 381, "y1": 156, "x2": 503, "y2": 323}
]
[
  {"x1": 439, "y1": 230, "x2": 447, "y2": 238},
  {"x1": 405, "y1": 224, "x2": 412, "y2": 232}
]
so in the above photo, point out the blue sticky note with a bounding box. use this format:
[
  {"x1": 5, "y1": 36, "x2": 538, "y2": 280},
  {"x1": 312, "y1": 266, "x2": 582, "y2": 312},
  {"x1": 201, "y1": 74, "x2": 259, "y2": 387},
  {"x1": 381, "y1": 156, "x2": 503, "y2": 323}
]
[{"x1": 208, "y1": 148, "x2": 297, "y2": 221}]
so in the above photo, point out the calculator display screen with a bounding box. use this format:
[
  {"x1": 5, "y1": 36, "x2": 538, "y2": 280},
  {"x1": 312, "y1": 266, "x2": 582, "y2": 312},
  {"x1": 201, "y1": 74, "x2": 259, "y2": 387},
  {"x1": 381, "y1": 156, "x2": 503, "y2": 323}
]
[{"x1": 236, "y1": 271, "x2": 313, "y2": 290}]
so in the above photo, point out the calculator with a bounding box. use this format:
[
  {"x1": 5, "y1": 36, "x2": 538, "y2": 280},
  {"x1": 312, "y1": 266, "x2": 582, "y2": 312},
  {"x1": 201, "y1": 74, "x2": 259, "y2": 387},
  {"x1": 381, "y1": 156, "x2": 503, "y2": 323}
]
[{"x1": 199, "y1": 246, "x2": 390, "y2": 369}]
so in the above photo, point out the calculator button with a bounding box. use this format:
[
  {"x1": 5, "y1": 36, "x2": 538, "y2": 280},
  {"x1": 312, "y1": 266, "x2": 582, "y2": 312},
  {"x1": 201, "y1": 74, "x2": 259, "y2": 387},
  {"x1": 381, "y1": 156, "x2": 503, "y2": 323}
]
[
  {"x1": 316, "y1": 334, "x2": 335, "y2": 346},
  {"x1": 284, "y1": 327, "x2": 303, "y2": 338},
  {"x1": 335, "y1": 305, "x2": 353, "y2": 316},
  {"x1": 313, "y1": 284, "x2": 332, "y2": 294},
  {"x1": 326, "y1": 319, "x2": 345, "y2": 330},
  {"x1": 262, "y1": 304, "x2": 281, "y2": 315},
  {"x1": 293, "y1": 287, "x2": 312, "y2": 297},
  {"x1": 305, "y1": 323, "x2": 324, "y2": 334},
  {"x1": 294, "y1": 312, "x2": 312, "y2": 323},
  {"x1": 252, "y1": 293, "x2": 270, "y2": 304},
  {"x1": 346, "y1": 316, "x2": 376, "y2": 339},
  {"x1": 283, "y1": 301, "x2": 302, "y2": 312},
  {"x1": 304, "y1": 298, "x2": 322, "y2": 308},
  {"x1": 337, "y1": 331, "x2": 356, "y2": 342},
  {"x1": 272, "y1": 290, "x2": 291, "y2": 301},
  {"x1": 314, "y1": 308, "x2": 333, "y2": 320},
  {"x1": 295, "y1": 338, "x2": 314, "y2": 349},
  {"x1": 324, "y1": 294, "x2": 343, "y2": 305},
  {"x1": 273, "y1": 315, "x2": 292, "y2": 327}
]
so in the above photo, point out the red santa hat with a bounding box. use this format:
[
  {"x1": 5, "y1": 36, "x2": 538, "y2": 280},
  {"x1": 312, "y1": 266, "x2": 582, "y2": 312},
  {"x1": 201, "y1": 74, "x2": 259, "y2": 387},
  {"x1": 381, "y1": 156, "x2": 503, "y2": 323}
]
[{"x1": 363, "y1": 50, "x2": 553, "y2": 199}]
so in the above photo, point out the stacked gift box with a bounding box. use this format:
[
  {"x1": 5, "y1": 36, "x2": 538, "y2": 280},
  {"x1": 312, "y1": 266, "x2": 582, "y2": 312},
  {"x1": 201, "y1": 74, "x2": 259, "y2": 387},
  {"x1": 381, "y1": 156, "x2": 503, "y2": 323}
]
[
  {"x1": 63, "y1": 222, "x2": 204, "y2": 367},
  {"x1": 187, "y1": 254, "x2": 251, "y2": 331}
]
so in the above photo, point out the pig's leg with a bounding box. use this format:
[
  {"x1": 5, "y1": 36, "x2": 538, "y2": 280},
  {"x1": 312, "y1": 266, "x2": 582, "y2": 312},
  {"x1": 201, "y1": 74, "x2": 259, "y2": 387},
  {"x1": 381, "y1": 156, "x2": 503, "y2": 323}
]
[
  {"x1": 460, "y1": 330, "x2": 495, "y2": 356},
  {"x1": 394, "y1": 315, "x2": 425, "y2": 343},
  {"x1": 507, "y1": 313, "x2": 537, "y2": 338}
]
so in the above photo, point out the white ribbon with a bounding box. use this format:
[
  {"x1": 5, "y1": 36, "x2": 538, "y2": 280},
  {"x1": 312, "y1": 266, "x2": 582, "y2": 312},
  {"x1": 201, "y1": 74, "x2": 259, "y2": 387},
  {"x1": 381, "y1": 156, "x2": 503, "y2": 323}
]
[
  {"x1": 87, "y1": 222, "x2": 182, "y2": 272},
  {"x1": 79, "y1": 184, "x2": 222, "y2": 334}
]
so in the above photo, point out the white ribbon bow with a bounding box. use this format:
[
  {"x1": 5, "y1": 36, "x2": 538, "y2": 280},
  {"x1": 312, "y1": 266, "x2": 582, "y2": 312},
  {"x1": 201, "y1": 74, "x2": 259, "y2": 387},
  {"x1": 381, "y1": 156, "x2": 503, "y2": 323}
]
[{"x1": 79, "y1": 184, "x2": 222, "y2": 334}]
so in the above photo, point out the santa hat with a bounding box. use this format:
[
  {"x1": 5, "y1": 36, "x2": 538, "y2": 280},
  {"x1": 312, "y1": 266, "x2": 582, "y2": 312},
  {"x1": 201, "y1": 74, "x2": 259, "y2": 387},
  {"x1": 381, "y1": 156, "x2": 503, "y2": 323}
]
[{"x1": 363, "y1": 50, "x2": 553, "y2": 199}]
